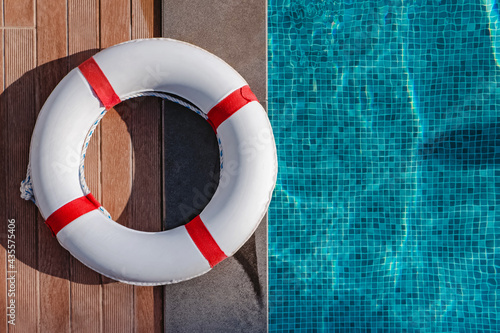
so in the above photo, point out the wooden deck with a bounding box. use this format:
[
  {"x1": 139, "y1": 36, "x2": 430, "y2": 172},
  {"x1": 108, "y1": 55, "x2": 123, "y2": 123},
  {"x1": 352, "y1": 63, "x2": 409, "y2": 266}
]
[
  {"x1": 1, "y1": 0, "x2": 267, "y2": 331},
  {"x1": 2, "y1": 0, "x2": 162, "y2": 331}
]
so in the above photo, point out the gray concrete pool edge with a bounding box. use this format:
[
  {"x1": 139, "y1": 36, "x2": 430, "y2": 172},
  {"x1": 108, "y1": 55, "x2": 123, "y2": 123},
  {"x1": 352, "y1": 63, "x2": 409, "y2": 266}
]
[{"x1": 162, "y1": 1, "x2": 268, "y2": 332}]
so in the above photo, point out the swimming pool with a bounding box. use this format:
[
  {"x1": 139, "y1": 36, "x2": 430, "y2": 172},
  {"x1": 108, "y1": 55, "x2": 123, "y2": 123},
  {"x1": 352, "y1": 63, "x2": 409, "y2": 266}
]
[{"x1": 268, "y1": 0, "x2": 500, "y2": 331}]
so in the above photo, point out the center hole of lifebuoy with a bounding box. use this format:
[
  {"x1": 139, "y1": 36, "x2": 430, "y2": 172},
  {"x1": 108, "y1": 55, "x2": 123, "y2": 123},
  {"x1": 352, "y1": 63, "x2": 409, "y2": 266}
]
[
  {"x1": 163, "y1": 99, "x2": 220, "y2": 230},
  {"x1": 83, "y1": 96, "x2": 220, "y2": 232}
]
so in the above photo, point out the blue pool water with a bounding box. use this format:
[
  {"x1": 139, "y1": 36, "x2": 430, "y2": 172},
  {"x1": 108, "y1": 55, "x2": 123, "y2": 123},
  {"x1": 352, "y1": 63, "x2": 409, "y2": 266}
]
[{"x1": 268, "y1": 1, "x2": 500, "y2": 332}]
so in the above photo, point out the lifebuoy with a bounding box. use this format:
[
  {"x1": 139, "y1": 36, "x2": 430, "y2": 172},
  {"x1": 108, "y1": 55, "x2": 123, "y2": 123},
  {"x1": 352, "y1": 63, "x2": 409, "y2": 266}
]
[{"x1": 26, "y1": 39, "x2": 277, "y2": 285}]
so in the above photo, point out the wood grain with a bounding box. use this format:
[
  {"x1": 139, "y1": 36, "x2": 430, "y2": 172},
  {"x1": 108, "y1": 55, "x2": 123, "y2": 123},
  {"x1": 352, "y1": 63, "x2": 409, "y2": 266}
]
[
  {"x1": 2, "y1": 1, "x2": 164, "y2": 331},
  {"x1": 68, "y1": 0, "x2": 99, "y2": 62},
  {"x1": 100, "y1": 0, "x2": 131, "y2": 48},
  {"x1": 4, "y1": 28, "x2": 38, "y2": 333},
  {"x1": 101, "y1": 106, "x2": 133, "y2": 225},
  {"x1": 0, "y1": 31, "x2": 3, "y2": 89},
  {"x1": 0, "y1": 29, "x2": 7, "y2": 333},
  {"x1": 133, "y1": 0, "x2": 151, "y2": 39},
  {"x1": 36, "y1": 0, "x2": 67, "y2": 66},
  {"x1": 100, "y1": 105, "x2": 135, "y2": 332},
  {"x1": 69, "y1": 126, "x2": 103, "y2": 333},
  {"x1": 100, "y1": 1, "x2": 135, "y2": 332},
  {"x1": 36, "y1": 0, "x2": 71, "y2": 332},
  {"x1": 4, "y1": 0, "x2": 35, "y2": 27},
  {"x1": 131, "y1": 2, "x2": 163, "y2": 331},
  {"x1": 129, "y1": 97, "x2": 163, "y2": 332},
  {"x1": 68, "y1": 1, "x2": 102, "y2": 332}
]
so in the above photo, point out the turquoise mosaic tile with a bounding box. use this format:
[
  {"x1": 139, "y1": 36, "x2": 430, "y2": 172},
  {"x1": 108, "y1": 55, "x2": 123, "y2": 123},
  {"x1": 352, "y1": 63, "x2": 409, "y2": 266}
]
[{"x1": 268, "y1": 1, "x2": 500, "y2": 331}]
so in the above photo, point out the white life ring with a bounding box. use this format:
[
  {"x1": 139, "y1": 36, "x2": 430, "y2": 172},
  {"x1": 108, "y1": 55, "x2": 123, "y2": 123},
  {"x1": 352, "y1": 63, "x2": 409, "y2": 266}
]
[{"x1": 28, "y1": 38, "x2": 277, "y2": 285}]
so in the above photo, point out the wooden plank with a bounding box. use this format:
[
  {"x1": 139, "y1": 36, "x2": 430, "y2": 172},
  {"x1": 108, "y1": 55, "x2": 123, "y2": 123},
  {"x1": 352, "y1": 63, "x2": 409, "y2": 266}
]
[
  {"x1": 128, "y1": 96, "x2": 163, "y2": 333},
  {"x1": 36, "y1": 0, "x2": 67, "y2": 66},
  {"x1": 100, "y1": 106, "x2": 132, "y2": 226},
  {"x1": 100, "y1": 0, "x2": 131, "y2": 48},
  {"x1": 36, "y1": 0, "x2": 70, "y2": 332},
  {"x1": 0, "y1": 29, "x2": 8, "y2": 333},
  {"x1": 69, "y1": 131, "x2": 103, "y2": 333},
  {"x1": 0, "y1": 29, "x2": 3, "y2": 90},
  {"x1": 162, "y1": 1, "x2": 268, "y2": 331},
  {"x1": 68, "y1": 0, "x2": 99, "y2": 62},
  {"x1": 131, "y1": 2, "x2": 163, "y2": 331},
  {"x1": 68, "y1": 1, "x2": 102, "y2": 332},
  {"x1": 4, "y1": 28, "x2": 38, "y2": 333},
  {"x1": 135, "y1": 285, "x2": 163, "y2": 333},
  {"x1": 4, "y1": 0, "x2": 35, "y2": 27},
  {"x1": 132, "y1": 0, "x2": 157, "y2": 39},
  {"x1": 102, "y1": 282, "x2": 134, "y2": 332},
  {"x1": 100, "y1": 105, "x2": 134, "y2": 332},
  {"x1": 100, "y1": 2, "x2": 134, "y2": 328},
  {"x1": 99, "y1": 0, "x2": 132, "y2": 225}
]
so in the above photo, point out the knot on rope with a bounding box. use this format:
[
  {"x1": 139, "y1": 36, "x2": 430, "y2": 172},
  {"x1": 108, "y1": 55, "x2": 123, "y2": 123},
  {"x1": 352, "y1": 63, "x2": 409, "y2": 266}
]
[{"x1": 20, "y1": 164, "x2": 36, "y2": 204}]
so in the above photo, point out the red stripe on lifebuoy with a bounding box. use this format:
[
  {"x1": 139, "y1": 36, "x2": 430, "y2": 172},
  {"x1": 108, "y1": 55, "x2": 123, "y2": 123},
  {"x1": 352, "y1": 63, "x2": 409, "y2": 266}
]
[
  {"x1": 207, "y1": 85, "x2": 258, "y2": 132},
  {"x1": 45, "y1": 194, "x2": 101, "y2": 236},
  {"x1": 185, "y1": 215, "x2": 227, "y2": 268},
  {"x1": 79, "y1": 57, "x2": 121, "y2": 109}
]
